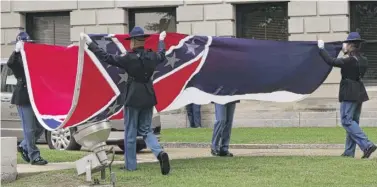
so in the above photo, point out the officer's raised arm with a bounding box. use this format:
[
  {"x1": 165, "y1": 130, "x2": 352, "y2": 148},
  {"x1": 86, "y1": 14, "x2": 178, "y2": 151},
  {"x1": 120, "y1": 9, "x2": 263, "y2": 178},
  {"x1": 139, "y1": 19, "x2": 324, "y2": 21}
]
[
  {"x1": 80, "y1": 33, "x2": 127, "y2": 69},
  {"x1": 7, "y1": 41, "x2": 24, "y2": 68},
  {"x1": 156, "y1": 31, "x2": 167, "y2": 64},
  {"x1": 317, "y1": 40, "x2": 349, "y2": 68}
]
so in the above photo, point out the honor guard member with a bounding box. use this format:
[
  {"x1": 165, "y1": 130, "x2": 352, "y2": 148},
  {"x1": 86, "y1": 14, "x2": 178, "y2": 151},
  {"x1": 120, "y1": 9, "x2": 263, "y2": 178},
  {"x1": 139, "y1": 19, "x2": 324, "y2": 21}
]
[
  {"x1": 7, "y1": 32, "x2": 48, "y2": 165},
  {"x1": 186, "y1": 104, "x2": 202, "y2": 128},
  {"x1": 80, "y1": 27, "x2": 170, "y2": 175},
  {"x1": 211, "y1": 100, "x2": 239, "y2": 157},
  {"x1": 318, "y1": 32, "x2": 376, "y2": 158}
]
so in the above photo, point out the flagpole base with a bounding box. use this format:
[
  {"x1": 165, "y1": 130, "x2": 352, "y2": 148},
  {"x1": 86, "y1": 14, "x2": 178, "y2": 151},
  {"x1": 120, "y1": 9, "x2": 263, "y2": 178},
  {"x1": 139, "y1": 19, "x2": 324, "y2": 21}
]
[{"x1": 73, "y1": 122, "x2": 116, "y2": 187}]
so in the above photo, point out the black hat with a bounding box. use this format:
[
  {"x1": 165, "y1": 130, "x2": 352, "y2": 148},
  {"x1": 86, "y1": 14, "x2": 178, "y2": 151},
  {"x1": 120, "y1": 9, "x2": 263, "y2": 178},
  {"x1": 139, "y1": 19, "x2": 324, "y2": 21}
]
[
  {"x1": 343, "y1": 32, "x2": 365, "y2": 43},
  {"x1": 124, "y1": 26, "x2": 150, "y2": 40}
]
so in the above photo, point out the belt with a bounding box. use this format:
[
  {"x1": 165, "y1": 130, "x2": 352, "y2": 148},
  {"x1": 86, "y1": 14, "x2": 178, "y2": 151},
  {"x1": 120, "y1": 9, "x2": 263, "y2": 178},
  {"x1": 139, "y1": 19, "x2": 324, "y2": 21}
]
[
  {"x1": 342, "y1": 78, "x2": 361, "y2": 82},
  {"x1": 17, "y1": 79, "x2": 26, "y2": 86},
  {"x1": 128, "y1": 76, "x2": 149, "y2": 83}
]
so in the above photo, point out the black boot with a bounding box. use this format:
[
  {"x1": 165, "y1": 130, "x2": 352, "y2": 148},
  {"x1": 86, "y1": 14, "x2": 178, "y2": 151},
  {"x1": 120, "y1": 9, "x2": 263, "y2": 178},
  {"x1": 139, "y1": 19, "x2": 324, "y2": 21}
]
[
  {"x1": 157, "y1": 151, "x2": 170, "y2": 175},
  {"x1": 17, "y1": 146, "x2": 30, "y2": 163},
  {"x1": 340, "y1": 153, "x2": 353, "y2": 158},
  {"x1": 31, "y1": 157, "x2": 48, "y2": 165},
  {"x1": 219, "y1": 150, "x2": 234, "y2": 157},
  {"x1": 362, "y1": 145, "x2": 377, "y2": 159},
  {"x1": 211, "y1": 149, "x2": 219, "y2": 156}
]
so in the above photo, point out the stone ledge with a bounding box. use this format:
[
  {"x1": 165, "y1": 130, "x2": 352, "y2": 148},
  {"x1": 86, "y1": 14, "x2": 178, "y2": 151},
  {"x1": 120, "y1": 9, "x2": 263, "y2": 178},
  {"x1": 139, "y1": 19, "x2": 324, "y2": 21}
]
[
  {"x1": 160, "y1": 110, "x2": 377, "y2": 128},
  {"x1": 185, "y1": 0, "x2": 223, "y2": 5},
  {"x1": 11, "y1": 1, "x2": 77, "y2": 12},
  {"x1": 1, "y1": 137, "x2": 17, "y2": 183},
  {"x1": 78, "y1": 0, "x2": 115, "y2": 9},
  {"x1": 115, "y1": 0, "x2": 183, "y2": 8},
  {"x1": 161, "y1": 142, "x2": 345, "y2": 149}
]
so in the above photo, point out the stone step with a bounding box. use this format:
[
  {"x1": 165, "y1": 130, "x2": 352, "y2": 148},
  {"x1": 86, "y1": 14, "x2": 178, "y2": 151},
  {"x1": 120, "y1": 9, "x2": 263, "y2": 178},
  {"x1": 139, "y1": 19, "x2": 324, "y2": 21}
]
[
  {"x1": 161, "y1": 89, "x2": 377, "y2": 115},
  {"x1": 160, "y1": 110, "x2": 377, "y2": 128},
  {"x1": 196, "y1": 100, "x2": 377, "y2": 113},
  {"x1": 159, "y1": 89, "x2": 377, "y2": 128}
]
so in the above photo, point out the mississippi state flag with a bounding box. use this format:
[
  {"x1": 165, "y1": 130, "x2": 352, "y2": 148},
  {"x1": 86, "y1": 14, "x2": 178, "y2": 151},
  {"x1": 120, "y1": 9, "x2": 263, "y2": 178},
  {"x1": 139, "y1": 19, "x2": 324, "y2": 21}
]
[{"x1": 20, "y1": 33, "x2": 342, "y2": 131}]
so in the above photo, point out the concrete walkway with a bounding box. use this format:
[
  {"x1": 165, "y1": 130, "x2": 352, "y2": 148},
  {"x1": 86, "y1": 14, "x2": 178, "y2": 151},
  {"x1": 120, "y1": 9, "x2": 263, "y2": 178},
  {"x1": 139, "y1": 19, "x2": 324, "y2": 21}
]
[{"x1": 17, "y1": 147, "x2": 376, "y2": 174}]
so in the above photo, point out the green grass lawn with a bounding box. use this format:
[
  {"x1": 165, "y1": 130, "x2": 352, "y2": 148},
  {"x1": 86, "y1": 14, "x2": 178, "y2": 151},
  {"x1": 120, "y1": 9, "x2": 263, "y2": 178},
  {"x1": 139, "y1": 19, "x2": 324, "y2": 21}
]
[
  {"x1": 6, "y1": 156, "x2": 377, "y2": 187},
  {"x1": 17, "y1": 127, "x2": 377, "y2": 164},
  {"x1": 161, "y1": 127, "x2": 377, "y2": 144},
  {"x1": 17, "y1": 148, "x2": 124, "y2": 164}
]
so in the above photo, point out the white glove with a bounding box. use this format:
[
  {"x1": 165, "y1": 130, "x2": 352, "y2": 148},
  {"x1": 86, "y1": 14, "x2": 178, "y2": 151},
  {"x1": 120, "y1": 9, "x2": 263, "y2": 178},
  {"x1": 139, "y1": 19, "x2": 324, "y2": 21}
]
[
  {"x1": 342, "y1": 43, "x2": 348, "y2": 53},
  {"x1": 15, "y1": 41, "x2": 23, "y2": 53},
  {"x1": 317, "y1": 40, "x2": 325, "y2": 49},
  {"x1": 159, "y1": 31, "x2": 166, "y2": 41},
  {"x1": 80, "y1": 33, "x2": 92, "y2": 45}
]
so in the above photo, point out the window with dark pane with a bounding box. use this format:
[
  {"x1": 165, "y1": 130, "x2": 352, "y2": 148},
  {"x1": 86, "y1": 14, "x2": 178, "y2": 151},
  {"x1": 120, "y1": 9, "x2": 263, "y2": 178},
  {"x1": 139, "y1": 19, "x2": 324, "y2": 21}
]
[
  {"x1": 236, "y1": 2, "x2": 288, "y2": 41},
  {"x1": 0, "y1": 64, "x2": 16, "y2": 93},
  {"x1": 128, "y1": 8, "x2": 177, "y2": 34},
  {"x1": 351, "y1": 1, "x2": 377, "y2": 80},
  {"x1": 26, "y1": 12, "x2": 71, "y2": 46}
]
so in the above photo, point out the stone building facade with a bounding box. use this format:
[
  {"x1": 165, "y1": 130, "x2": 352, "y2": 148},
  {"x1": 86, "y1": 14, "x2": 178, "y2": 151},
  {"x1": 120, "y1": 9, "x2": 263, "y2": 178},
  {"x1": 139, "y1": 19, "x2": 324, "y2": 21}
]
[{"x1": 1, "y1": 0, "x2": 376, "y2": 127}]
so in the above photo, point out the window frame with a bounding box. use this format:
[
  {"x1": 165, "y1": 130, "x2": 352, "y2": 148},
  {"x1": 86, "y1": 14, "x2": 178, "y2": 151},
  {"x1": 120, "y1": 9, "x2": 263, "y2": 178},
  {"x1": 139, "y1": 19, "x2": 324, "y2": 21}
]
[
  {"x1": 350, "y1": 1, "x2": 377, "y2": 81},
  {"x1": 235, "y1": 2, "x2": 289, "y2": 40},
  {"x1": 1, "y1": 64, "x2": 16, "y2": 93},
  {"x1": 25, "y1": 11, "x2": 70, "y2": 46},
  {"x1": 128, "y1": 7, "x2": 177, "y2": 32}
]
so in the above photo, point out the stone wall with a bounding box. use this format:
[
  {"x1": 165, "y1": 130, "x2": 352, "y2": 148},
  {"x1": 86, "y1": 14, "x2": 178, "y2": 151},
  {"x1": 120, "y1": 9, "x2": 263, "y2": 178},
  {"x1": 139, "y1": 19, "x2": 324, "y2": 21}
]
[
  {"x1": 70, "y1": 8, "x2": 128, "y2": 42},
  {"x1": 1, "y1": 0, "x2": 25, "y2": 58},
  {"x1": 288, "y1": 1, "x2": 350, "y2": 98},
  {"x1": 177, "y1": 1, "x2": 235, "y2": 37}
]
